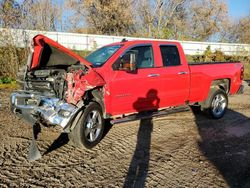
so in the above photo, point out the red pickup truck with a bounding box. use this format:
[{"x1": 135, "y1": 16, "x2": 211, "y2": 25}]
[{"x1": 11, "y1": 35, "x2": 244, "y2": 149}]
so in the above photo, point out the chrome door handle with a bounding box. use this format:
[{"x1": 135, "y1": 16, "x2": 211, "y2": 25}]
[
  {"x1": 148, "y1": 74, "x2": 160, "y2": 77},
  {"x1": 178, "y1": 71, "x2": 188, "y2": 75}
]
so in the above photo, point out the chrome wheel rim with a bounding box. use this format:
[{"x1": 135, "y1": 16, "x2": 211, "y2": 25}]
[
  {"x1": 84, "y1": 110, "x2": 102, "y2": 142},
  {"x1": 211, "y1": 94, "x2": 227, "y2": 117}
]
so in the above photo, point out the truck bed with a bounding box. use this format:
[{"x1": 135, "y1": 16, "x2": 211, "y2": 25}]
[{"x1": 188, "y1": 61, "x2": 243, "y2": 103}]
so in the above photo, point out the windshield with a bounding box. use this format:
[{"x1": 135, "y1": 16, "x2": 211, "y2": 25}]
[{"x1": 85, "y1": 45, "x2": 122, "y2": 67}]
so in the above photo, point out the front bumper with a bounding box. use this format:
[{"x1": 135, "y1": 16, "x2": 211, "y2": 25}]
[{"x1": 10, "y1": 91, "x2": 79, "y2": 129}]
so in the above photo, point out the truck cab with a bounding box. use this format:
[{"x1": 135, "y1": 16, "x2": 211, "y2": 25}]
[{"x1": 90, "y1": 40, "x2": 190, "y2": 116}]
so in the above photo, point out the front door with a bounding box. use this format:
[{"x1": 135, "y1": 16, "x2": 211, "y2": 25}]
[{"x1": 108, "y1": 45, "x2": 162, "y2": 115}]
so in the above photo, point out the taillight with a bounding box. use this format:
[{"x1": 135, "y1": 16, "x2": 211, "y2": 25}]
[{"x1": 240, "y1": 66, "x2": 244, "y2": 80}]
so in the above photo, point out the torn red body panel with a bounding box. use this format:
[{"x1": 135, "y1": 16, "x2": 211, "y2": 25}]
[{"x1": 66, "y1": 69, "x2": 105, "y2": 104}]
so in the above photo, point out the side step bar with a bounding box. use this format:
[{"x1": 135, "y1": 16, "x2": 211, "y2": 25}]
[{"x1": 110, "y1": 106, "x2": 190, "y2": 125}]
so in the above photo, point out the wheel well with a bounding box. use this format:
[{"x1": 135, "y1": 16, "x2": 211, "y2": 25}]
[
  {"x1": 84, "y1": 87, "x2": 108, "y2": 118},
  {"x1": 67, "y1": 88, "x2": 106, "y2": 133},
  {"x1": 210, "y1": 79, "x2": 230, "y2": 94},
  {"x1": 200, "y1": 79, "x2": 230, "y2": 109}
]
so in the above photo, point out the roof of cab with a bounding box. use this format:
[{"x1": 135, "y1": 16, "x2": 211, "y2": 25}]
[{"x1": 106, "y1": 39, "x2": 181, "y2": 46}]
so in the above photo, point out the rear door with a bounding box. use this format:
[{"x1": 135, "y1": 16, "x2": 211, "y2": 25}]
[{"x1": 155, "y1": 44, "x2": 190, "y2": 107}]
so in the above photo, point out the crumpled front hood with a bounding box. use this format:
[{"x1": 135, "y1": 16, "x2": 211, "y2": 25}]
[{"x1": 30, "y1": 34, "x2": 92, "y2": 70}]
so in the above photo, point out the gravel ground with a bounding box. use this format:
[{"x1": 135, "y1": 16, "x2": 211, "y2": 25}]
[{"x1": 0, "y1": 83, "x2": 250, "y2": 188}]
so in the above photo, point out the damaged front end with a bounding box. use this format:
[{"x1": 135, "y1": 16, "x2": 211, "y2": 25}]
[
  {"x1": 11, "y1": 65, "x2": 105, "y2": 131},
  {"x1": 11, "y1": 34, "x2": 105, "y2": 129},
  {"x1": 10, "y1": 34, "x2": 105, "y2": 161}
]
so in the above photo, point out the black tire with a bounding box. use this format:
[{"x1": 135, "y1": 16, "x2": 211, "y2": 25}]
[
  {"x1": 204, "y1": 88, "x2": 228, "y2": 119},
  {"x1": 69, "y1": 102, "x2": 104, "y2": 149}
]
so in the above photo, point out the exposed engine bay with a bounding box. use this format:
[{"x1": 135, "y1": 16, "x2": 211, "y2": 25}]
[
  {"x1": 25, "y1": 68, "x2": 66, "y2": 98},
  {"x1": 12, "y1": 64, "x2": 88, "y2": 130},
  {"x1": 23, "y1": 64, "x2": 89, "y2": 105}
]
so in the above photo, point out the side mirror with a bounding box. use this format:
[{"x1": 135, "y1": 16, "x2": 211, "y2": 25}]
[{"x1": 119, "y1": 51, "x2": 136, "y2": 72}]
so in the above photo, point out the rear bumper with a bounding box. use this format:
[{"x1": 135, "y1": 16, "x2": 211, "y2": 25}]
[
  {"x1": 10, "y1": 91, "x2": 79, "y2": 129},
  {"x1": 236, "y1": 85, "x2": 244, "y2": 94}
]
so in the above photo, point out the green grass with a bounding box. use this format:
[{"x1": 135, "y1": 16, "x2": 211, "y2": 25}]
[
  {"x1": 0, "y1": 77, "x2": 15, "y2": 84},
  {"x1": 0, "y1": 83, "x2": 19, "y2": 90},
  {"x1": 0, "y1": 77, "x2": 19, "y2": 89}
]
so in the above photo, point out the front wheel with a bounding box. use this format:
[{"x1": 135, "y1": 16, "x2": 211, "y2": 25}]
[
  {"x1": 69, "y1": 102, "x2": 104, "y2": 149},
  {"x1": 205, "y1": 89, "x2": 228, "y2": 119}
]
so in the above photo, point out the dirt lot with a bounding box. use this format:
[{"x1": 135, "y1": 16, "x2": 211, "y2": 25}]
[{"x1": 0, "y1": 83, "x2": 250, "y2": 188}]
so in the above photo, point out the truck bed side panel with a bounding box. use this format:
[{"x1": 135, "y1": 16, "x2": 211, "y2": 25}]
[{"x1": 189, "y1": 62, "x2": 243, "y2": 103}]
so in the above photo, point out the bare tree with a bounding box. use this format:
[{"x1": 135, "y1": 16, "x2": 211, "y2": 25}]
[
  {"x1": 66, "y1": 0, "x2": 135, "y2": 35},
  {"x1": 135, "y1": 0, "x2": 187, "y2": 38},
  {"x1": 237, "y1": 16, "x2": 250, "y2": 44},
  {"x1": 226, "y1": 15, "x2": 250, "y2": 44},
  {"x1": 64, "y1": 0, "x2": 85, "y2": 32},
  {"x1": 20, "y1": 0, "x2": 62, "y2": 31},
  {"x1": 187, "y1": 0, "x2": 229, "y2": 41},
  {"x1": 0, "y1": 0, "x2": 22, "y2": 28}
]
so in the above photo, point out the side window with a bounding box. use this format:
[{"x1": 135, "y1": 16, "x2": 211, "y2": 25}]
[
  {"x1": 129, "y1": 46, "x2": 154, "y2": 68},
  {"x1": 160, "y1": 46, "x2": 181, "y2": 66}
]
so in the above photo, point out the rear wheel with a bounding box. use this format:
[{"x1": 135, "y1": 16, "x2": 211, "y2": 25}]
[
  {"x1": 204, "y1": 88, "x2": 228, "y2": 119},
  {"x1": 69, "y1": 102, "x2": 104, "y2": 149}
]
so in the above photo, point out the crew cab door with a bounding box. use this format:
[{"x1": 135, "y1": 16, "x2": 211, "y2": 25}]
[
  {"x1": 108, "y1": 44, "x2": 162, "y2": 115},
  {"x1": 156, "y1": 44, "x2": 190, "y2": 107}
]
